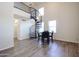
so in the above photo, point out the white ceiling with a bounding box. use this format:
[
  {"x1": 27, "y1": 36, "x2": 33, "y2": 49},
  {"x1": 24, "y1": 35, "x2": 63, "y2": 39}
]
[{"x1": 23, "y1": 2, "x2": 34, "y2": 7}]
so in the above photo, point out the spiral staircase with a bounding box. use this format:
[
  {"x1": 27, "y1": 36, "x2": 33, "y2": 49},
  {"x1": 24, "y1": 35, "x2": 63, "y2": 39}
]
[{"x1": 30, "y1": 7, "x2": 42, "y2": 38}]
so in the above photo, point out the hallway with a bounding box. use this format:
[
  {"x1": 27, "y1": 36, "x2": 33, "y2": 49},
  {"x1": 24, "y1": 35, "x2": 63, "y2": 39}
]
[{"x1": 0, "y1": 39, "x2": 79, "y2": 57}]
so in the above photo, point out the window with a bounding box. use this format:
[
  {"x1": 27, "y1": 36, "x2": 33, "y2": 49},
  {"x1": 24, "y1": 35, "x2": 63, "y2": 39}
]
[
  {"x1": 39, "y1": 7, "x2": 44, "y2": 16},
  {"x1": 48, "y1": 20, "x2": 56, "y2": 33},
  {"x1": 39, "y1": 22, "x2": 44, "y2": 32},
  {"x1": 38, "y1": 7, "x2": 44, "y2": 32}
]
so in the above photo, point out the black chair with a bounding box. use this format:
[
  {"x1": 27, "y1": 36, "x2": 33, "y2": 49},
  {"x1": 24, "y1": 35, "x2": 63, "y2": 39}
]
[{"x1": 41, "y1": 31, "x2": 50, "y2": 44}]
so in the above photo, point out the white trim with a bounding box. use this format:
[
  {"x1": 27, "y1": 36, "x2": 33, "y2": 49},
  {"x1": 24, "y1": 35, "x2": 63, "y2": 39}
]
[
  {"x1": 55, "y1": 36, "x2": 78, "y2": 43},
  {"x1": 0, "y1": 45, "x2": 14, "y2": 51}
]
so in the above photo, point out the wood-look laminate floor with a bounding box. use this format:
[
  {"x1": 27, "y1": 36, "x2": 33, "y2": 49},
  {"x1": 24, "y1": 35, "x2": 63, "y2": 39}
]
[{"x1": 0, "y1": 39, "x2": 79, "y2": 57}]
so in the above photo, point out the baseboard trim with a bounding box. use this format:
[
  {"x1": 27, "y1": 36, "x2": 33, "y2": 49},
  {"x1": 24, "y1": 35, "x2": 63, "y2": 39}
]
[
  {"x1": 0, "y1": 46, "x2": 14, "y2": 52},
  {"x1": 54, "y1": 37, "x2": 78, "y2": 44}
]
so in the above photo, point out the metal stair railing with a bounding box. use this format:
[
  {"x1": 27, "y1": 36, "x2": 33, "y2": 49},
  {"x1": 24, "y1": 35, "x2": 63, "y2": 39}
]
[{"x1": 30, "y1": 7, "x2": 42, "y2": 38}]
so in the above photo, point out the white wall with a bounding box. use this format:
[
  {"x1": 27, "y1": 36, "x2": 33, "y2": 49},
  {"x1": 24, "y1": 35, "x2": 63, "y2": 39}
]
[
  {"x1": 0, "y1": 3, "x2": 14, "y2": 51},
  {"x1": 14, "y1": 8, "x2": 35, "y2": 40},
  {"x1": 19, "y1": 20, "x2": 35, "y2": 40},
  {"x1": 56, "y1": 3, "x2": 79, "y2": 43},
  {"x1": 77, "y1": 6, "x2": 79, "y2": 43},
  {"x1": 34, "y1": 2, "x2": 79, "y2": 43}
]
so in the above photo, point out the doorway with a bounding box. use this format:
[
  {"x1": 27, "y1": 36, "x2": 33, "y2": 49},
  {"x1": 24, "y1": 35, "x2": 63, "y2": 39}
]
[{"x1": 14, "y1": 19, "x2": 19, "y2": 41}]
